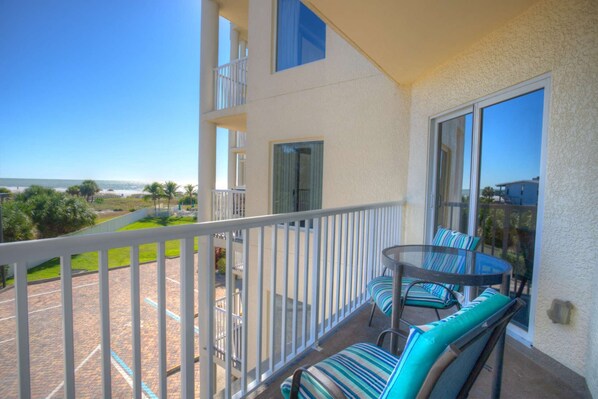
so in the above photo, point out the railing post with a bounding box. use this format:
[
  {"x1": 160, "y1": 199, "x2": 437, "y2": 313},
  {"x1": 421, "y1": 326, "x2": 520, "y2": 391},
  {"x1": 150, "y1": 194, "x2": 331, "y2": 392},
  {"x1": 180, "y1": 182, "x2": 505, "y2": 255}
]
[
  {"x1": 98, "y1": 250, "x2": 112, "y2": 398},
  {"x1": 180, "y1": 238, "x2": 195, "y2": 398},
  {"x1": 60, "y1": 255, "x2": 76, "y2": 399},
  {"x1": 198, "y1": 235, "x2": 215, "y2": 399},
  {"x1": 310, "y1": 217, "x2": 321, "y2": 345},
  {"x1": 14, "y1": 262, "x2": 31, "y2": 399}
]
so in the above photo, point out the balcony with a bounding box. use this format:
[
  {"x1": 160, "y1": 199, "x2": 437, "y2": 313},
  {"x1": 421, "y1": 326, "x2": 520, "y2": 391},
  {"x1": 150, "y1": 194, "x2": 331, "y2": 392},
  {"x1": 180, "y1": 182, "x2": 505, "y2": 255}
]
[
  {"x1": 214, "y1": 57, "x2": 248, "y2": 111},
  {"x1": 212, "y1": 188, "x2": 246, "y2": 227},
  {"x1": 0, "y1": 201, "x2": 404, "y2": 398}
]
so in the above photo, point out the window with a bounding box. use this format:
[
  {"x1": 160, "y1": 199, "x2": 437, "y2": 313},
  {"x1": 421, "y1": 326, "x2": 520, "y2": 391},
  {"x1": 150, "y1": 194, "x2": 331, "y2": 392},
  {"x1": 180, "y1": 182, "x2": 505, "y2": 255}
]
[
  {"x1": 236, "y1": 153, "x2": 246, "y2": 187},
  {"x1": 276, "y1": 0, "x2": 326, "y2": 71},
  {"x1": 272, "y1": 141, "x2": 323, "y2": 214}
]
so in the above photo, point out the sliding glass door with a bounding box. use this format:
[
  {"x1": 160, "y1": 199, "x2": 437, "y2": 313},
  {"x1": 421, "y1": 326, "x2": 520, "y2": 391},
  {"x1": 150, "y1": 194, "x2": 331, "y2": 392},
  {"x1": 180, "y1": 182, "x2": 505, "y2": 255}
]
[{"x1": 428, "y1": 78, "x2": 549, "y2": 341}]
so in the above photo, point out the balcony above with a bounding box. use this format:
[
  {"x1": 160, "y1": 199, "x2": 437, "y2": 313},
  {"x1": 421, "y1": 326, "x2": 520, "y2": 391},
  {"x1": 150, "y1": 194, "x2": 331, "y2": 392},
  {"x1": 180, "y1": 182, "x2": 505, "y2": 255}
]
[
  {"x1": 214, "y1": 57, "x2": 247, "y2": 111},
  {"x1": 203, "y1": 57, "x2": 248, "y2": 131}
]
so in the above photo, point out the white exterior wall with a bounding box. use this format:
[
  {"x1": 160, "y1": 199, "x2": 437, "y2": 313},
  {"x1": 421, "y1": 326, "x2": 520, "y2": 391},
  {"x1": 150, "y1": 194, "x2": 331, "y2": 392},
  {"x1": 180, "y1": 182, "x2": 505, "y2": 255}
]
[
  {"x1": 404, "y1": 0, "x2": 598, "y2": 381},
  {"x1": 244, "y1": 0, "x2": 410, "y2": 218}
]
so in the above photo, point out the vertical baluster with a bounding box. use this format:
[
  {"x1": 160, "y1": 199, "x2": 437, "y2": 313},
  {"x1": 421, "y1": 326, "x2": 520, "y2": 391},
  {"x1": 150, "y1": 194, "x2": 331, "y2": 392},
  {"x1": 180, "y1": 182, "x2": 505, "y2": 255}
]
[
  {"x1": 199, "y1": 235, "x2": 215, "y2": 398},
  {"x1": 341, "y1": 213, "x2": 349, "y2": 320},
  {"x1": 347, "y1": 212, "x2": 355, "y2": 311},
  {"x1": 157, "y1": 242, "x2": 167, "y2": 399},
  {"x1": 320, "y1": 216, "x2": 328, "y2": 334},
  {"x1": 255, "y1": 227, "x2": 264, "y2": 382},
  {"x1": 334, "y1": 215, "x2": 341, "y2": 324},
  {"x1": 268, "y1": 226, "x2": 277, "y2": 372},
  {"x1": 14, "y1": 261, "x2": 31, "y2": 399},
  {"x1": 292, "y1": 221, "x2": 299, "y2": 355},
  {"x1": 225, "y1": 232, "x2": 233, "y2": 398},
  {"x1": 180, "y1": 238, "x2": 195, "y2": 398},
  {"x1": 281, "y1": 223, "x2": 289, "y2": 362},
  {"x1": 98, "y1": 250, "x2": 112, "y2": 398},
  {"x1": 370, "y1": 209, "x2": 377, "y2": 287},
  {"x1": 302, "y1": 219, "x2": 310, "y2": 348},
  {"x1": 310, "y1": 217, "x2": 321, "y2": 344},
  {"x1": 60, "y1": 255, "x2": 75, "y2": 398},
  {"x1": 241, "y1": 228, "x2": 250, "y2": 394},
  {"x1": 130, "y1": 246, "x2": 142, "y2": 399},
  {"x1": 356, "y1": 211, "x2": 363, "y2": 306}
]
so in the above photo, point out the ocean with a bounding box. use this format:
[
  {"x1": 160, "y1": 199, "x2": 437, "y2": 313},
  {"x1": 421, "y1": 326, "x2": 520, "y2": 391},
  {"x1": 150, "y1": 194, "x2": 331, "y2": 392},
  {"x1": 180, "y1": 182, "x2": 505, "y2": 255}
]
[{"x1": 0, "y1": 178, "x2": 149, "y2": 197}]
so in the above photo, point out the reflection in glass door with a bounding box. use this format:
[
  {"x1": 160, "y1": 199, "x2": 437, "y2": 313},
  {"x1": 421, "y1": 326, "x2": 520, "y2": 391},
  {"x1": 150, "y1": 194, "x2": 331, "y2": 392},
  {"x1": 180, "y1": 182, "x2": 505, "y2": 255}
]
[
  {"x1": 434, "y1": 113, "x2": 473, "y2": 234},
  {"x1": 476, "y1": 89, "x2": 544, "y2": 331},
  {"x1": 430, "y1": 80, "x2": 547, "y2": 338}
]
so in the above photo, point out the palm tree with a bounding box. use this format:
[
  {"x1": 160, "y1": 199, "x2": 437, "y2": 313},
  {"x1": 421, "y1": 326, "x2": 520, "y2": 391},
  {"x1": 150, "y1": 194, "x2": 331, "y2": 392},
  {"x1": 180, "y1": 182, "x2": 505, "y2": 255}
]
[
  {"x1": 184, "y1": 184, "x2": 197, "y2": 206},
  {"x1": 79, "y1": 180, "x2": 100, "y2": 202},
  {"x1": 163, "y1": 181, "x2": 179, "y2": 215},
  {"x1": 143, "y1": 182, "x2": 164, "y2": 214}
]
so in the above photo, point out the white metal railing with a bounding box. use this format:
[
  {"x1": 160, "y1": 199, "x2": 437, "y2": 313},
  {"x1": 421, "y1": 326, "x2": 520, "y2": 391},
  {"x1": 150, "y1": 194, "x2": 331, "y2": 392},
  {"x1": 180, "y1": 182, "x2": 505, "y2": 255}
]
[
  {"x1": 0, "y1": 200, "x2": 404, "y2": 398},
  {"x1": 215, "y1": 291, "x2": 243, "y2": 369},
  {"x1": 235, "y1": 131, "x2": 247, "y2": 148},
  {"x1": 214, "y1": 57, "x2": 248, "y2": 111},
  {"x1": 212, "y1": 189, "x2": 246, "y2": 222}
]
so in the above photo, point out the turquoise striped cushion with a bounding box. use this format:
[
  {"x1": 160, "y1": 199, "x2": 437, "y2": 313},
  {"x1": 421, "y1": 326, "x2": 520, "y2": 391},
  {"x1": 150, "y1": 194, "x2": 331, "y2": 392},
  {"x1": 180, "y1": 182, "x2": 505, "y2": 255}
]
[
  {"x1": 367, "y1": 276, "x2": 457, "y2": 317},
  {"x1": 379, "y1": 288, "x2": 510, "y2": 399},
  {"x1": 280, "y1": 343, "x2": 400, "y2": 399},
  {"x1": 421, "y1": 227, "x2": 480, "y2": 301}
]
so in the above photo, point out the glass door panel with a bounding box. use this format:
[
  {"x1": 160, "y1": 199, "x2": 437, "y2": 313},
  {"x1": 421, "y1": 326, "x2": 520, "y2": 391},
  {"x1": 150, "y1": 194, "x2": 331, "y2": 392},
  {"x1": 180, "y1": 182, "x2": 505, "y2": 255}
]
[
  {"x1": 476, "y1": 89, "x2": 544, "y2": 331},
  {"x1": 434, "y1": 113, "x2": 473, "y2": 234}
]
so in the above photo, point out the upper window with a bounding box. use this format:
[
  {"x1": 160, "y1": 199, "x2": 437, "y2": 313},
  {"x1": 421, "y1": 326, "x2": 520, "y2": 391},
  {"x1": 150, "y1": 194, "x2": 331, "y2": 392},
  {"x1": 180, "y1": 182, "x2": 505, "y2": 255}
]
[
  {"x1": 276, "y1": 0, "x2": 326, "y2": 71},
  {"x1": 272, "y1": 141, "x2": 323, "y2": 214}
]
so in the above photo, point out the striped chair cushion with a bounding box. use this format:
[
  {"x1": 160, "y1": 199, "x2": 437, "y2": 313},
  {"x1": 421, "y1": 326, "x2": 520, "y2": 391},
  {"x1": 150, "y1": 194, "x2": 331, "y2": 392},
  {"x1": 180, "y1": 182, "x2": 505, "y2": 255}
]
[
  {"x1": 281, "y1": 343, "x2": 400, "y2": 399},
  {"x1": 421, "y1": 227, "x2": 480, "y2": 301},
  {"x1": 367, "y1": 276, "x2": 456, "y2": 317},
  {"x1": 379, "y1": 288, "x2": 509, "y2": 399}
]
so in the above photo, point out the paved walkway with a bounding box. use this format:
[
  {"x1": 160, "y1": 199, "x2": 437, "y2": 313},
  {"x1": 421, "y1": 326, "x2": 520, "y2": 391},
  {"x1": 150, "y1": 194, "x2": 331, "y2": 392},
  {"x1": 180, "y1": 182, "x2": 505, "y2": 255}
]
[{"x1": 0, "y1": 256, "x2": 225, "y2": 398}]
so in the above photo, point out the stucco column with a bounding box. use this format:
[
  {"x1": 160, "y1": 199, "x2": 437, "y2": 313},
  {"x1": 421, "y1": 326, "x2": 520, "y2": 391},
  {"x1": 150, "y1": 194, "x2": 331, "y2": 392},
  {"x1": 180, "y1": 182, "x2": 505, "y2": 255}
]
[
  {"x1": 198, "y1": 0, "x2": 219, "y2": 223},
  {"x1": 228, "y1": 24, "x2": 240, "y2": 190},
  {"x1": 228, "y1": 133, "x2": 237, "y2": 188},
  {"x1": 239, "y1": 40, "x2": 247, "y2": 58}
]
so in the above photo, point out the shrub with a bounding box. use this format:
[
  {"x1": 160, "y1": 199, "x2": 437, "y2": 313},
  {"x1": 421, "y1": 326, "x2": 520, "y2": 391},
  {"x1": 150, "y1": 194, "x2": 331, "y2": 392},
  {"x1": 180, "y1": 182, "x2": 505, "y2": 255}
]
[
  {"x1": 129, "y1": 208, "x2": 136, "y2": 212},
  {"x1": 216, "y1": 257, "x2": 227, "y2": 274},
  {"x1": 94, "y1": 198, "x2": 104, "y2": 204},
  {"x1": 1, "y1": 201, "x2": 34, "y2": 242},
  {"x1": 113, "y1": 208, "x2": 123, "y2": 211}
]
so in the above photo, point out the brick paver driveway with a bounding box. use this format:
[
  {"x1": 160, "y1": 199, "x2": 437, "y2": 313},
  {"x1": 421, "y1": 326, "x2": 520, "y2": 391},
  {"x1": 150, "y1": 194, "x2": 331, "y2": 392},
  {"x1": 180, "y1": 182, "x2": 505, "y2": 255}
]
[{"x1": 0, "y1": 256, "x2": 225, "y2": 398}]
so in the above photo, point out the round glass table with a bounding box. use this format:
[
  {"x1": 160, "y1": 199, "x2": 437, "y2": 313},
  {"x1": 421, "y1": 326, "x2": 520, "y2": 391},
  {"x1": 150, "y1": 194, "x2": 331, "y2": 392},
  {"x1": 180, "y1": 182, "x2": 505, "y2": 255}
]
[{"x1": 381, "y1": 245, "x2": 512, "y2": 398}]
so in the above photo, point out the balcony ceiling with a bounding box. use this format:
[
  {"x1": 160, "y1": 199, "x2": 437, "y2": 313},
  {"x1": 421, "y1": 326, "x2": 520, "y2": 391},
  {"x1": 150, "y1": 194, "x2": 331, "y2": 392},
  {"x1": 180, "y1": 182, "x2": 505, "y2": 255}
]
[
  {"x1": 217, "y1": 0, "x2": 248, "y2": 36},
  {"x1": 303, "y1": 0, "x2": 540, "y2": 84}
]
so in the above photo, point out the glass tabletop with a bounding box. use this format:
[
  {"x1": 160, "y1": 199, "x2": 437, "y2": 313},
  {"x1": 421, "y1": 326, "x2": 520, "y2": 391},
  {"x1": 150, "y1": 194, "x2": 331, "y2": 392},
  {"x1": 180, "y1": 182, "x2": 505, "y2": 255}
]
[{"x1": 381, "y1": 245, "x2": 512, "y2": 287}]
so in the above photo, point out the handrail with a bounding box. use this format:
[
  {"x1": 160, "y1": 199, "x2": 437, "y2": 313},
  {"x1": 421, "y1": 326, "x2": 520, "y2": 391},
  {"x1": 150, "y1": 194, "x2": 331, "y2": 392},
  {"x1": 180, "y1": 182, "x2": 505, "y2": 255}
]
[
  {"x1": 0, "y1": 199, "x2": 405, "y2": 399},
  {"x1": 0, "y1": 201, "x2": 404, "y2": 264}
]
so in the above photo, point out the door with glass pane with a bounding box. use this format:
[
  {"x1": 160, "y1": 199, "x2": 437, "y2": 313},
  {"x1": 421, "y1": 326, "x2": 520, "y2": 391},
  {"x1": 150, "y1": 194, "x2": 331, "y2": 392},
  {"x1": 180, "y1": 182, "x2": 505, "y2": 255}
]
[
  {"x1": 272, "y1": 141, "x2": 323, "y2": 214},
  {"x1": 433, "y1": 113, "x2": 473, "y2": 234},
  {"x1": 429, "y1": 81, "x2": 547, "y2": 339}
]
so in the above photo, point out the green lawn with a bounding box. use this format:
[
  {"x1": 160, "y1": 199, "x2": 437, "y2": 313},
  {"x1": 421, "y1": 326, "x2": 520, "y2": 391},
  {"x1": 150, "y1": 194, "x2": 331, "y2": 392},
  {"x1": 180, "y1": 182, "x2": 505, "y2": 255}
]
[{"x1": 9, "y1": 216, "x2": 198, "y2": 284}]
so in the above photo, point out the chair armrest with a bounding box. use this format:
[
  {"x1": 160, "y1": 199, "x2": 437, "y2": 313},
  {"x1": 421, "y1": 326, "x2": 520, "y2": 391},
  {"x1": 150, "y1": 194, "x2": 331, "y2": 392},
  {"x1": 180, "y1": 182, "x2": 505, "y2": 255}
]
[
  {"x1": 377, "y1": 328, "x2": 408, "y2": 348},
  {"x1": 290, "y1": 365, "x2": 347, "y2": 399}
]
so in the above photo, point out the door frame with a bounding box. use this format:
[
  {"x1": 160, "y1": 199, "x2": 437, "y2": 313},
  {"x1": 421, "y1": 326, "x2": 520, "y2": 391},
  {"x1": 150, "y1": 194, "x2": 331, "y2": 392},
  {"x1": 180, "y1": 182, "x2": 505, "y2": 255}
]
[{"x1": 425, "y1": 74, "x2": 551, "y2": 345}]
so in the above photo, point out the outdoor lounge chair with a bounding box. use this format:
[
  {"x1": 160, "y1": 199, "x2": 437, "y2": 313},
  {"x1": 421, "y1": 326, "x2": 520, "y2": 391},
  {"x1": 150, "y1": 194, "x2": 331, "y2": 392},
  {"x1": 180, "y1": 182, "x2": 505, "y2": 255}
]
[
  {"x1": 281, "y1": 288, "x2": 524, "y2": 399},
  {"x1": 367, "y1": 227, "x2": 481, "y2": 326}
]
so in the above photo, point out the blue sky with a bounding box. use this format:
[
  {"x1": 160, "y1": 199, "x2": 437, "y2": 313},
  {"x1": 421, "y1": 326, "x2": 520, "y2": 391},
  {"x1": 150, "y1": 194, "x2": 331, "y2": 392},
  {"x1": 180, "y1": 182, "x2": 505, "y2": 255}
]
[{"x1": 0, "y1": 0, "x2": 230, "y2": 187}]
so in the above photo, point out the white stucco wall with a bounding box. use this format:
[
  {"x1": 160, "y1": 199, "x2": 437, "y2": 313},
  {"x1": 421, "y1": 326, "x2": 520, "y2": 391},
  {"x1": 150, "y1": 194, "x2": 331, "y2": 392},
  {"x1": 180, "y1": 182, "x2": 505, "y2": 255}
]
[
  {"x1": 405, "y1": 0, "x2": 598, "y2": 379},
  {"x1": 244, "y1": 0, "x2": 410, "y2": 218}
]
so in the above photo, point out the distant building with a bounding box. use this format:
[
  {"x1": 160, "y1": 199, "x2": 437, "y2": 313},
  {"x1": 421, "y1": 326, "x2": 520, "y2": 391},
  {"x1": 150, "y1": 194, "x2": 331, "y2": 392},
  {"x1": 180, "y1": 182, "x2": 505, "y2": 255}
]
[{"x1": 496, "y1": 178, "x2": 539, "y2": 205}]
